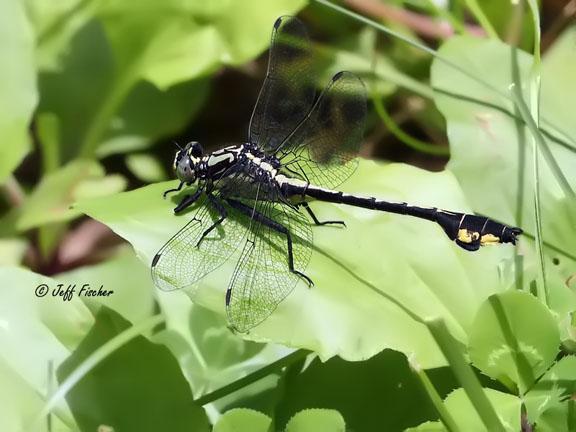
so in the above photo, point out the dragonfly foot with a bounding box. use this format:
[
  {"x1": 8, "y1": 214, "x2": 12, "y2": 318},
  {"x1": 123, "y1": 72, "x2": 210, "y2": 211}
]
[
  {"x1": 294, "y1": 270, "x2": 314, "y2": 287},
  {"x1": 326, "y1": 220, "x2": 346, "y2": 227}
]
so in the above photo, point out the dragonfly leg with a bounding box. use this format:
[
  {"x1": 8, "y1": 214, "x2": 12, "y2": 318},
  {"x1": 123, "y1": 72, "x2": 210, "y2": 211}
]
[
  {"x1": 226, "y1": 198, "x2": 314, "y2": 287},
  {"x1": 174, "y1": 188, "x2": 204, "y2": 213},
  {"x1": 195, "y1": 194, "x2": 227, "y2": 248},
  {"x1": 163, "y1": 181, "x2": 184, "y2": 198},
  {"x1": 297, "y1": 201, "x2": 346, "y2": 227}
]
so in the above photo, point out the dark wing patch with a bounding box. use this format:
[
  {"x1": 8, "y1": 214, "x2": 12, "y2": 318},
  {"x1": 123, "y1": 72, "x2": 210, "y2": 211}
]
[
  {"x1": 249, "y1": 16, "x2": 317, "y2": 154},
  {"x1": 277, "y1": 71, "x2": 367, "y2": 190}
]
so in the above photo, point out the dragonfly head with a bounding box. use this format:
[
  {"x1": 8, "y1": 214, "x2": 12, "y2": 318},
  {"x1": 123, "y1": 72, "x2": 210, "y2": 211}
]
[{"x1": 174, "y1": 141, "x2": 204, "y2": 184}]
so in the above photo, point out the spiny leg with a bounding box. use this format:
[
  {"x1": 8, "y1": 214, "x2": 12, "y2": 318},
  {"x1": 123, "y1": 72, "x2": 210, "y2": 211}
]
[
  {"x1": 226, "y1": 198, "x2": 314, "y2": 287},
  {"x1": 195, "y1": 194, "x2": 228, "y2": 248},
  {"x1": 174, "y1": 187, "x2": 204, "y2": 213},
  {"x1": 298, "y1": 201, "x2": 346, "y2": 227}
]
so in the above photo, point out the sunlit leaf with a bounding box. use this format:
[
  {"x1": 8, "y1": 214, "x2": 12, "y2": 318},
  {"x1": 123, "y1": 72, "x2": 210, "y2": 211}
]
[
  {"x1": 468, "y1": 291, "x2": 560, "y2": 392},
  {"x1": 58, "y1": 251, "x2": 156, "y2": 325},
  {"x1": 77, "y1": 160, "x2": 517, "y2": 368},
  {"x1": 0, "y1": 266, "x2": 93, "y2": 430},
  {"x1": 214, "y1": 408, "x2": 271, "y2": 432},
  {"x1": 431, "y1": 32, "x2": 576, "y2": 321},
  {"x1": 285, "y1": 409, "x2": 345, "y2": 432},
  {"x1": 125, "y1": 153, "x2": 168, "y2": 183},
  {"x1": 524, "y1": 356, "x2": 576, "y2": 424},
  {"x1": 0, "y1": 238, "x2": 27, "y2": 266},
  {"x1": 0, "y1": 0, "x2": 37, "y2": 182},
  {"x1": 409, "y1": 388, "x2": 521, "y2": 432},
  {"x1": 17, "y1": 160, "x2": 124, "y2": 230}
]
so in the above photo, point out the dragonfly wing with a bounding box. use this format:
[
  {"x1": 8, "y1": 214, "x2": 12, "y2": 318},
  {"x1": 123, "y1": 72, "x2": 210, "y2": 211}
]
[
  {"x1": 249, "y1": 16, "x2": 317, "y2": 154},
  {"x1": 225, "y1": 196, "x2": 312, "y2": 332},
  {"x1": 278, "y1": 71, "x2": 367, "y2": 190},
  {"x1": 151, "y1": 192, "x2": 247, "y2": 294}
]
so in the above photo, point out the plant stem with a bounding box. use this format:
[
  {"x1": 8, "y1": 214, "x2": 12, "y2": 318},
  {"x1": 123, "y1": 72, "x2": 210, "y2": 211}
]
[
  {"x1": 31, "y1": 314, "x2": 165, "y2": 431},
  {"x1": 314, "y1": 0, "x2": 505, "y2": 101},
  {"x1": 194, "y1": 349, "x2": 310, "y2": 406},
  {"x1": 316, "y1": 0, "x2": 576, "y2": 157},
  {"x1": 79, "y1": 70, "x2": 137, "y2": 158},
  {"x1": 37, "y1": 113, "x2": 61, "y2": 175},
  {"x1": 426, "y1": 318, "x2": 506, "y2": 432},
  {"x1": 344, "y1": 0, "x2": 483, "y2": 39},
  {"x1": 413, "y1": 366, "x2": 459, "y2": 431},
  {"x1": 457, "y1": 0, "x2": 498, "y2": 39},
  {"x1": 372, "y1": 93, "x2": 449, "y2": 156},
  {"x1": 510, "y1": 88, "x2": 552, "y2": 305},
  {"x1": 423, "y1": 0, "x2": 466, "y2": 35}
]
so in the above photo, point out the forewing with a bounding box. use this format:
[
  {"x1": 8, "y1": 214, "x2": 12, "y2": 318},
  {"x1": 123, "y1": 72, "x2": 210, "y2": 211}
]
[
  {"x1": 226, "y1": 200, "x2": 312, "y2": 332},
  {"x1": 278, "y1": 71, "x2": 367, "y2": 190},
  {"x1": 151, "y1": 192, "x2": 246, "y2": 294},
  {"x1": 249, "y1": 16, "x2": 316, "y2": 154}
]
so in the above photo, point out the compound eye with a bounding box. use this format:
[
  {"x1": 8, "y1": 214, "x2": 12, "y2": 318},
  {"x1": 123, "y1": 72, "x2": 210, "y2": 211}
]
[{"x1": 188, "y1": 141, "x2": 204, "y2": 158}]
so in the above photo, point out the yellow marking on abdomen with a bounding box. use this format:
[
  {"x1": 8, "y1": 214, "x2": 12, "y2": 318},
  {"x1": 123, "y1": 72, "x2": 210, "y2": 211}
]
[
  {"x1": 458, "y1": 229, "x2": 480, "y2": 243},
  {"x1": 480, "y1": 233, "x2": 501, "y2": 245}
]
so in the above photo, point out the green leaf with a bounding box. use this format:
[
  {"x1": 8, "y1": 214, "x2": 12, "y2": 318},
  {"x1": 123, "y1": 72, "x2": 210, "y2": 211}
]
[
  {"x1": 0, "y1": 266, "x2": 93, "y2": 430},
  {"x1": 0, "y1": 266, "x2": 93, "y2": 359},
  {"x1": 275, "y1": 350, "x2": 443, "y2": 431},
  {"x1": 315, "y1": 28, "x2": 432, "y2": 99},
  {"x1": 27, "y1": 0, "x2": 103, "y2": 71},
  {"x1": 125, "y1": 153, "x2": 168, "y2": 183},
  {"x1": 468, "y1": 291, "x2": 560, "y2": 392},
  {"x1": 189, "y1": 305, "x2": 265, "y2": 370},
  {"x1": 214, "y1": 408, "x2": 272, "y2": 432},
  {"x1": 524, "y1": 356, "x2": 576, "y2": 424},
  {"x1": 77, "y1": 160, "x2": 518, "y2": 368},
  {"x1": 58, "y1": 251, "x2": 156, "y2": 325},
  {"x1": 477, "y1": 0, "x2": 534, "y2": 48},
  {"x1": 95, "y1": 78, "x2": 211, "y2": 157},
  {"x1": 432, "y1": 34, "x2": 576, "y2": 231},
  {"x1": 0, "y1": 356, "x2": 71, "y2": 432},
  {"x1": 57, "y1": 306, "x2": 209, "y2": 431},
  {"x1": 285, "y1": 409, "x2": 345, "y2": 432},
  {"x1": 431, "y1": 33, "x2": 576, "y2": 318},
  {"x1": 405, "y1": 420, "x2": 446, "y2": 432},
  {"x1": 410, "y1": 388, "x2": 521, "y2": 432},
  {"x1": 540, "y1": 27, "x2": 576, "y2": 156},
  {"x1": 445, "y1": 388, "x2": 520, "y2": 432},
  {"x1": 0, "y1": 238, "x2": 27, "y2": 266},
  {"x1": 535, "y1": 400, "x2": 576, "y2": 432},
  {"x1": 17, "y1": 159, "x2": 125, "y2": 230},
  {"x1": 0, "y1": 0, "x2": 38, "y2": 182},
  {"x1": 37, "y1": 20, "x2": 210, "y2": 161},
  {"x1": 98, "y1": 0, "x2": 308, "y2": 89}
]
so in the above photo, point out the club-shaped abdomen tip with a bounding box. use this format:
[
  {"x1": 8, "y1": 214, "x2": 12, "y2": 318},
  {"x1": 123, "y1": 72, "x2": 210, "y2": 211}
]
[{"x1": 506, "y1": 226, "x2": 523, "y2": 245}]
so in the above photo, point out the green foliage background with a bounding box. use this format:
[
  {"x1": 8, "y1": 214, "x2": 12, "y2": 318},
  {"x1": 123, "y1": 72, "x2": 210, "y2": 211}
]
[{"x1": 1, "y1": 0, "x2": 575, "y2": 431}]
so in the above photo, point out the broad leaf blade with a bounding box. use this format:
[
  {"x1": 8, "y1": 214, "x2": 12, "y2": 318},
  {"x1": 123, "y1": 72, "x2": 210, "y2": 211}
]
[
  {"x1": 0, "y1": 0, "x2": 37, "y2": 182},
  {"x1": 57, "y1": 306, "x2": 209, "y2": 431}
]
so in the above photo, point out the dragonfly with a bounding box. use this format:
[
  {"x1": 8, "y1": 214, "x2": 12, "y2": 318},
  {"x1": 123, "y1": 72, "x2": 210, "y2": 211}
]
[{"x1": 151, "y1": 16, "x2": 522, "y2": 332}]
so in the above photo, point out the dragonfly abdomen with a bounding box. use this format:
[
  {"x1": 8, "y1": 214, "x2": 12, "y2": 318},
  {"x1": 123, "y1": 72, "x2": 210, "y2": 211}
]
[{"x1": 291, "y1": 183, "x2": 522, "y2": 251}]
